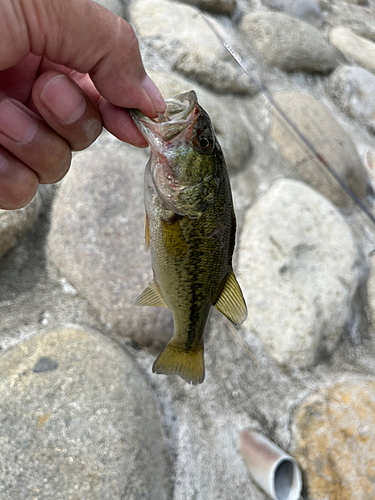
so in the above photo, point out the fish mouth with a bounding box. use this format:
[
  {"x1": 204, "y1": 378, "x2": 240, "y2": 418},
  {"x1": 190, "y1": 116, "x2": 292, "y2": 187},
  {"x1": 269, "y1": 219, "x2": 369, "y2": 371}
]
[
  {"x1": 130, "y1": 90, "x2": 199, "y2": 147},
  {"x1": 130, "y1": 91, "x2": 200, "y2": 216}
]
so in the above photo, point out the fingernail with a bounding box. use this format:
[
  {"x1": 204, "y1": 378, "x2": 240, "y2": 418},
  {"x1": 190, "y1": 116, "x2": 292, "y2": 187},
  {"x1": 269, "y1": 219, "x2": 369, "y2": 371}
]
[
  {"x1": 41, "y1": 75, "x2": 86, "y2": 124},
  {"x1": 142, "y1": 76, "x2": 166, "y2": 114},
  {"x1": 0, "y1": 100, "x2": 38, "y2": 145}
]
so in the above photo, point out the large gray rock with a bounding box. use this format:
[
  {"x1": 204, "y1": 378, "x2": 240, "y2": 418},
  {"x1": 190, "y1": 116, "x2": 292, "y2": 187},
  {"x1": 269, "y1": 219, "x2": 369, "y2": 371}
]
[
  {"x1": 239, "y1": 12, "x2": 339, "y2": 73},
  {"x1": 237, "y1": 180, "x2": 360, "y2": 368},
  {"x1": 129, "y1": 0, "x2": 256, "y2": 95},
  {"x1": 329, "y1": 27, "x2": 375, "y2": 75},
  {"x1": 0, "y1": 192, "x2": 41, "y2": 259},
  {"x1": 0, "y1": 328, "x2": 170, "y2": 500},
  {"x1": 48, "y1": 146, "x2": 173, "y2": 349},
  {"x1": 270, "y1": 92, "x2": 370, "y2": 207},
  {"x1": 327, "y1": 65, "x2": 375, "y2": 134},
  {"x1": 147, "y1": 70, "x2": 253, "y2": 172},
  {"x1": 293, "y1": 380, "x2": 375, "y2": 500}
]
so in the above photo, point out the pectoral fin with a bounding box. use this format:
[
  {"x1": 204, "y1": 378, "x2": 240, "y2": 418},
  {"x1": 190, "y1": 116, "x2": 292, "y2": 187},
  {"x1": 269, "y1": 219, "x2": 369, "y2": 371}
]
[
  {"x1": 135, "y1": 280, "x2": 167, "y2": 307},
  {"x1": 213, "y1": 270, "x2": 247, "y2": 326}
]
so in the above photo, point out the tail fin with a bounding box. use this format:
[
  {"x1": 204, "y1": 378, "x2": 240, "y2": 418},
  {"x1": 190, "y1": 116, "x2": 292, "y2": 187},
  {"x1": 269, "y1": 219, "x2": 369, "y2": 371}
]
[{"x1": 152, "y1": 340, "x2": 205, "y2": 385}]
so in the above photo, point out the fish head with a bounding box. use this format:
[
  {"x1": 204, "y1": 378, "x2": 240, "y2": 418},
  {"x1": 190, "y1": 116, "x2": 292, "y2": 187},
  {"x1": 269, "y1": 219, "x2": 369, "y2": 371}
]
[{"x1": 130, "y1": 91, "x2": 222, "y2": 218}]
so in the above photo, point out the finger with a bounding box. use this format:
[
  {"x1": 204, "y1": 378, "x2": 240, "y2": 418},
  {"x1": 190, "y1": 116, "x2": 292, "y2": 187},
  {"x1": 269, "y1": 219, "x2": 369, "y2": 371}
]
[
  {"x1": 4, "y1": 0, "x2": 165, "y2": 117},
  {"x1": 98, "y1": 99, "x2": 148, "y2": 148},
  {"x1": 0, "y1": 98, "x2": 72, "y2": 184},
  {"x1": 0, "y1": 146, "x2": 38, "y2": 210},
  {"x1": 32, "y1": 71, "x2": 103, "y2": 151},
  {"x1": 33, "y1": 64, "x2": 147, "y2": 147},
  {"x1": 0, "y1": 53, "x2": 41, "y2": 103}
]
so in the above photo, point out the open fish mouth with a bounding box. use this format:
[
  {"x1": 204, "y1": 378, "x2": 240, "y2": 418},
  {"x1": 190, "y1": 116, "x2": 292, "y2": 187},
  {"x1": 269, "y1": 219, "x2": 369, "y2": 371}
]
[{"x1": 130, "y1": 90, "x2": 199, "y2": 146}]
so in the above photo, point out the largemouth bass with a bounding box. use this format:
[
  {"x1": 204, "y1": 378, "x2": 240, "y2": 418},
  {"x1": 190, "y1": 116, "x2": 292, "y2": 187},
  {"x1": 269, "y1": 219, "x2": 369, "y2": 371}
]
[{"x1": 130, "y1": 91, "x2": 247, "y2": 384}]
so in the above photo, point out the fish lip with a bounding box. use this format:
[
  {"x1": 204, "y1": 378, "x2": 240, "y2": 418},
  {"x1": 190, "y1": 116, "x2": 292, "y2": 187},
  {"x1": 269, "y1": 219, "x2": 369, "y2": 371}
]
[{"x1": 130, "y1": 90, "x2": 199, "y2": 148}]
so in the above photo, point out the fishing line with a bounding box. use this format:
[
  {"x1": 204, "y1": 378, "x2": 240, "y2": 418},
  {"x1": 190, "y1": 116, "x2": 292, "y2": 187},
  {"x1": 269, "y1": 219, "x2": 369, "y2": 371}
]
[
  {"x1": 225, "y1": 320, "x2": 260, "y2": 365},
  {"x1": 186, "y1": 0, "x2": 375, "y2": 228}
]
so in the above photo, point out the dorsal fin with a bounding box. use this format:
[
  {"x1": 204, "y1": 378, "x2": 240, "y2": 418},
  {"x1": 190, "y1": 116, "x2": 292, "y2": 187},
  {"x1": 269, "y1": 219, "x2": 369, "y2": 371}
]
[
  {"x1": 213, "y1": 269, "x2": 247, "y2": 326},
  {"x1": 135, "y1": 280, "x2": 167, "y2": 307}
]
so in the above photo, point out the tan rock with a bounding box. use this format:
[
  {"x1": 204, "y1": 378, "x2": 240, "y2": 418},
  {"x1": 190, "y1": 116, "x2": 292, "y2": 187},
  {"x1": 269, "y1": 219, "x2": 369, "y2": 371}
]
[
  {"x1": 270, "y1": 92, "x2": 369, "y2": 207},
  {"x1": 329, "y1": 27, "x2": 375, "y2": 75},
  {"x1": 293, "y1": 380, "x2": 375, "y2": 500}
]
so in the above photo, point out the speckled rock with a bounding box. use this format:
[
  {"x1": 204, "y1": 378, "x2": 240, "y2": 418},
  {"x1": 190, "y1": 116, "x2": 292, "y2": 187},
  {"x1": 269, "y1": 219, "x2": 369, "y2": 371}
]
[
  {"x1": 270, "y1": 92, "x2": 370, "y2": 207},
  {"x1": 178, "y1": 0, "x2": 236, "y2": 14},
  {"x1": 293, "y1": 380, "x2": 375, "y2": 500},
  {"x1": 239, "y1": 12, "x2": 339, "y2": 72},
  {"x1": 0, "y1": 328, "x2": 170, "y2": 500},
  {"x1": 237, "y1": 180, "x2": 360, "y2": 368},
  {"x1": 263, "y1": 0, "x2": 323, "y2": 27},
  {"x1": 48, "y1": 146, "x2": 173, "y2": 349},
  {"x1": 327, "y1": 66, "x2": 375, "y2": 134},
  {"x1": 0, "y1": 192, "x2": 41, "y2": 260},
  {"x1": 329, "y1": 27, "x2": 375, "y2": 75},
  {"x1": 147, "y1": 70, "x2": 253, "y2": 172},
  {"x1": 129, "y1": 0, "x2": 256, "y2": 95}
]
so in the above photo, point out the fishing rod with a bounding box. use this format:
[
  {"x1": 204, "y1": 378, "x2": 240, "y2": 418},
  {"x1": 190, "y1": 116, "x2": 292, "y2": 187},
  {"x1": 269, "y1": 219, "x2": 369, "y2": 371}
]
[{"x1": 187, "y1": 0, "x2": 375, "y2": 228}]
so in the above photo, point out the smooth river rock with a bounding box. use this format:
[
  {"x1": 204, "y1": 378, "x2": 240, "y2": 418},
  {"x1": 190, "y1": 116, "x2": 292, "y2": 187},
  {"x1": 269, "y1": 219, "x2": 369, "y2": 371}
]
[
  {"x1": 129, "y1": 0, "x2": 256, "y2": 95},
  {"x1": 293, "y1": 380, "x2": 375, "y2": 500},
  {"x1": 329, "y1": 27, "x2": 375, "y2": 76},
  {"x1": 0, "y1": 192, "x2": 41, "y2": 260},
  {"x1": 270, "y1": 92, "x2": 370, "y2": 207},
  {"x1": 237, "y1": 180, "x2": 360, "y2": 368},
  {"x1": 0, "y1": 328, "x2": 170, "y2": 500},
  {"x1": 327, "y1": 65, "x2": 375, "y2": 134},
  {"x1": 48, "y1": 146, "x2": 173, "y2": 349},
  {"x1": 239, "y1": 12, "x2": 339, "y2": 73}
]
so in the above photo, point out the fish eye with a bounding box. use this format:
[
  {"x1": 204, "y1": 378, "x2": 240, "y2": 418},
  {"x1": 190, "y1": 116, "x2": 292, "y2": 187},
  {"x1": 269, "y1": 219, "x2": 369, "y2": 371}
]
[{"x1": 197, "y1": 134, "x2": 213, "y2": 152}]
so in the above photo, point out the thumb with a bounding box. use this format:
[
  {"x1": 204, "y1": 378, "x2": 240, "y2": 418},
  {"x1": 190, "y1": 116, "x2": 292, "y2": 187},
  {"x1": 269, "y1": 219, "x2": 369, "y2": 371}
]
[{"x1": 0, "y1": 0, "x2": 165, "y2": 117}]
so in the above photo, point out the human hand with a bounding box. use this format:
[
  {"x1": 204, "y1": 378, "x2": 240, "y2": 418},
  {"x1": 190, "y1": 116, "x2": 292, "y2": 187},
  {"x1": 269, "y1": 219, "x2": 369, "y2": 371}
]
[{"x1": 0, "y1": 0, "x2": 166, "y2": 209}]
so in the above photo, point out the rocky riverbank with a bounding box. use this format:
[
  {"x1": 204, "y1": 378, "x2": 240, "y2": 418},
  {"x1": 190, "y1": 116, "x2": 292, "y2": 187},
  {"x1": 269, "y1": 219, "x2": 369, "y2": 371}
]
[{"x1": 2, "y1": 0, "x2": 375, "y2": 498}]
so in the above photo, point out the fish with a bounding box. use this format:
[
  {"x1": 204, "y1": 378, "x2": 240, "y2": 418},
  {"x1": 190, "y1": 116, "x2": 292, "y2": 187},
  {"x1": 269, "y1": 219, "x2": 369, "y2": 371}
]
[{"x1": 130, "y1": 90, "x2": 247, "y2": 385}]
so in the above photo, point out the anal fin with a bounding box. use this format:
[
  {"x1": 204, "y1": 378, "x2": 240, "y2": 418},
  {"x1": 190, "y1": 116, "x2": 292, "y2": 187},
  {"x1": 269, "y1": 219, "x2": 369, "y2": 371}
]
[
  {"x1": 152, "y1": 340, "x2": 204, "y2": 385},
  {"x1": 135, "y1": 279, "x2": 167, "y2": 307},
  {"x1": 213, "y1": 269, "x2": 247, "y2": 326}
]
